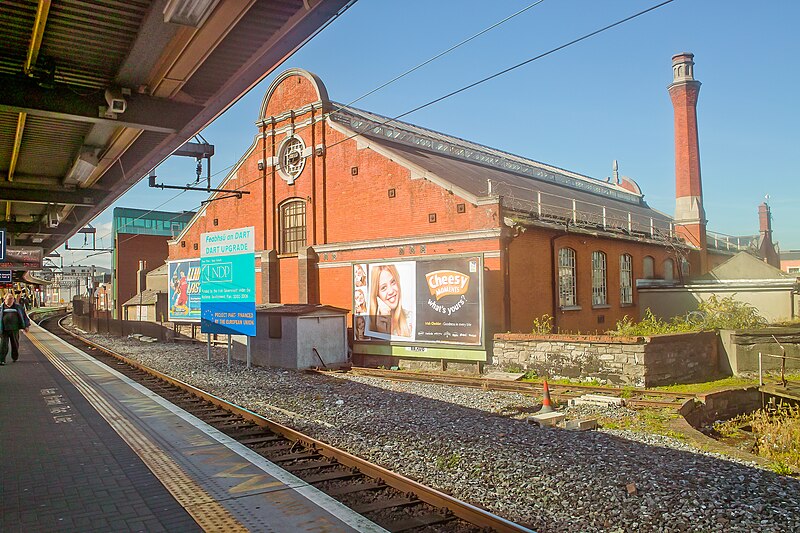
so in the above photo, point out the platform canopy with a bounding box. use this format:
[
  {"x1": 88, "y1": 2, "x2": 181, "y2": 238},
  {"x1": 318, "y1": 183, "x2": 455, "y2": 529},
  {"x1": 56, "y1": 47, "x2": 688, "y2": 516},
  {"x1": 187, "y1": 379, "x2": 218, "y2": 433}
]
[{"x1": 0, "y1": 0, "x2": 350, "y2": 252}]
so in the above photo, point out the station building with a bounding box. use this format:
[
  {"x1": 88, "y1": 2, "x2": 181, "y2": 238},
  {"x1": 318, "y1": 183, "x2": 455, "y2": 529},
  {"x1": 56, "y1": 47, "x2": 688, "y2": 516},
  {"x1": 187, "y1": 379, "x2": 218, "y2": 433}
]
[
  {"x1": 113, "y1": 207, "x2": 194, "y2": 318},
  {"x1": 168, "y1": 56, "x2": 749, "y2": 366}
]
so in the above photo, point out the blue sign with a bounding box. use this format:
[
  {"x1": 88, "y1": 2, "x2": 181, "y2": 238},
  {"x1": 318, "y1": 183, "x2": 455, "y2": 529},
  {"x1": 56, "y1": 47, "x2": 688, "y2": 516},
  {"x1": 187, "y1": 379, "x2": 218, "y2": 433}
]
[
  {"x1": 200, "y1": 227, "x2": 256, "y2": 336},
  {"x1": 0, "y1": 270, "x2": 11, "y2": 283}
]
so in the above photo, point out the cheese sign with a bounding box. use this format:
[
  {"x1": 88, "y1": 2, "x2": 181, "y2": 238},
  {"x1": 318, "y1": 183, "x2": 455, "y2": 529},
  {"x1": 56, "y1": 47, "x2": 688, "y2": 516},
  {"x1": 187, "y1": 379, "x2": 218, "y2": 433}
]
[{"x1": 425, "y1": 270, "x2": 470, "y2": 300}]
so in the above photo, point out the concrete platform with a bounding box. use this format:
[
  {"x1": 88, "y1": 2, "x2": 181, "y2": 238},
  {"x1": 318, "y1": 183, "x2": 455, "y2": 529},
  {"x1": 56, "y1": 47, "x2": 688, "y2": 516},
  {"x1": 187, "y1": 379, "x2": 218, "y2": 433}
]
[{"x1": 1, "y1": 323, "x2": 386, "y2": 532}]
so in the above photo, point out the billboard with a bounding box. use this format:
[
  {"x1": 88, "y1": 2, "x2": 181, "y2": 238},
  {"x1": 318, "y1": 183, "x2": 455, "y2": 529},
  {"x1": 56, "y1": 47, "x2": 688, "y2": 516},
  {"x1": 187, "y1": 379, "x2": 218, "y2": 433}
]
[
  {"x1": 0, "y1": 246, "x2": 42, "y2": 271},
  {"x1": 200, "y1": 227, "x2": 256, "y2": 336},
  {"x1": 167, "y1": 259, "x2": 201, "y2": 322},
  {"x1": 353, "y1": 256, "x2": 483, "y2": 346}
]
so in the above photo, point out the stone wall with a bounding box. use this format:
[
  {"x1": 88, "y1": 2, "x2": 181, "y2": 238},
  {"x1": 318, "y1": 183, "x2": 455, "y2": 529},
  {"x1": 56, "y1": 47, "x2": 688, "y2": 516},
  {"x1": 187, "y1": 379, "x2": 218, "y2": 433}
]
[
  {"x1": 719, "y1": 327, "x2": 800, "y2": 375},
  {"x1": 493, "y1": 331, "x2": 720, "y2": 387}
]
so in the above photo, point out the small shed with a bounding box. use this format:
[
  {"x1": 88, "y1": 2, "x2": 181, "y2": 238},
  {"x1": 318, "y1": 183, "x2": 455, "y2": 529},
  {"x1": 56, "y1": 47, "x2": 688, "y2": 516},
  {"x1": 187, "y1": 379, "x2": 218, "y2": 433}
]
[
  {"x1": 250, "y1": 304, "x2": 349, "y2": 369},
  {"x1": 122, "y1": 289, "x2": 168, "y2": 322}
]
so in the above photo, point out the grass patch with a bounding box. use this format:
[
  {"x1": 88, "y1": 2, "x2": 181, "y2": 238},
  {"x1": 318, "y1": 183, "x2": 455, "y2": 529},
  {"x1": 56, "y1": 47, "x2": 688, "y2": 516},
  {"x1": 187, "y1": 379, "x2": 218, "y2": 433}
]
[
  {"x1": 713, "y1": 405, "x2": 800, "y2": 474},
  {"x1": 653, "y1": 373, "x2": 800, "y2": 395},
  {"x1": 599, "y1": 408, "x2": 684, "y2": 439},
  {"x1": 653, "y1": 376, "x2": 758, "y2": 394},
  {"x1": 752, "y1": 404, "x2": 800, "y2": 473},
  {"x1": 435, "y1": 452, "x2": 461, "y2": 470}
]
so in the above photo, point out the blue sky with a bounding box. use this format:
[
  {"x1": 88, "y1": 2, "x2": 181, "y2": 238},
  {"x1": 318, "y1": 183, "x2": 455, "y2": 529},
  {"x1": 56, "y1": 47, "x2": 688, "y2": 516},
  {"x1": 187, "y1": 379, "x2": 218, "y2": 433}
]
[{"x1": 63, "y1": 0, "x2": 800, "y2": 268}]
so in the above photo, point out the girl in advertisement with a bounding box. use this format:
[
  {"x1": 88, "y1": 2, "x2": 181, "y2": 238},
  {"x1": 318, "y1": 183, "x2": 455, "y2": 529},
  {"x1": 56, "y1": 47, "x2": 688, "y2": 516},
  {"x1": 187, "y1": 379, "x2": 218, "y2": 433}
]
[{"x1": 369, "y1": 264, "x2": 412, "y2": 338}]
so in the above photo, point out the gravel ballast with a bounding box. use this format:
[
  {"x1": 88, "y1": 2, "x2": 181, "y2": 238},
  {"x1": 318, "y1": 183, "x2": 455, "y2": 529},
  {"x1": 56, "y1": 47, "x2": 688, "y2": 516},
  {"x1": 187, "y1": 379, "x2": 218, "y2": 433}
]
[{"x1": 69, "y1": 327, "x2": 799, "y2": 532}]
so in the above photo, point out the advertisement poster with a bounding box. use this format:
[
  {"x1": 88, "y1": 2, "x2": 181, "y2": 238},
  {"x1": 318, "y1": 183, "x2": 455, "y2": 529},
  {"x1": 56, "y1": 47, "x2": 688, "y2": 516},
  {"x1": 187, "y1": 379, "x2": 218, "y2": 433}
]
[
  {"x1": 167, "y1": 259, "x2": 201, "y2": 322},
  {"x1": 353, "y1": 256, "x2": 482, "y2": 346},
  {"x1": 200, "y1": 227, "x2": 256, "y2": 336}
]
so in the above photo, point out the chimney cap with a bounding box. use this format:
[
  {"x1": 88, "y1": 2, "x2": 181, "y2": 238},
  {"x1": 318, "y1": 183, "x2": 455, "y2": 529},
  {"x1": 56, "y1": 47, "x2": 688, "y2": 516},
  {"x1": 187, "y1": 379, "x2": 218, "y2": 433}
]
[{"x1": 672, "y1": 52, "x2": 695, "y2": 62}]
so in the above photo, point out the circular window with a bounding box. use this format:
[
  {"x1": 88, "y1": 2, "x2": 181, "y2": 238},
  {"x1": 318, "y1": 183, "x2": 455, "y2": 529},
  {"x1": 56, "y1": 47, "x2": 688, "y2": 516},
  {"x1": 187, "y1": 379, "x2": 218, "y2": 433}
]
[{"x1": 278, "y1": 136, "x2": 306, "y2": 184}]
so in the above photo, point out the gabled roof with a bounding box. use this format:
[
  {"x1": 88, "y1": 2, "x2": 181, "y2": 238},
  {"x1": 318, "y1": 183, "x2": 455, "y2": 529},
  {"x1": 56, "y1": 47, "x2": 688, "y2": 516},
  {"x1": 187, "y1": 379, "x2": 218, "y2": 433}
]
[
  {"x1": 698, "y1": 251, "x2": 792, "y2": 281},
  {"x1": 122, "y1": 289, "x2": 161, "y2": 307},
  {"x1": 256, "y1": 303, "x2": 349, "y2": 315},
  {"x1": 329, "y1": 104, "x2": 674, "y2": 239}
]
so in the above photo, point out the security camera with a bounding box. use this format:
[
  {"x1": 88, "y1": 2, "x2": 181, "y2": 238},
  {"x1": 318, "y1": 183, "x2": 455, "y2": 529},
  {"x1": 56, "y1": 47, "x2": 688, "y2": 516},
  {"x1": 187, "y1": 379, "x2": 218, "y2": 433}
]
[{"x1": 104, "y1": 88, "x2": 127, "y2": 114}]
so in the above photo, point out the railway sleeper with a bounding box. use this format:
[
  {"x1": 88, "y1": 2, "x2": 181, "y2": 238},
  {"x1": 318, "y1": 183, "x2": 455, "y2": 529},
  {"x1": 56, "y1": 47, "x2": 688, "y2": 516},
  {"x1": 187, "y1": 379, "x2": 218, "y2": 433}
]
[
  {"x1": 384, "y1": 512, "x2": 456, "y2": 532},
  {"x1": 352, "y1": 496, "x2": 421, "y2": 514},
  {"x1": 282, "y1": 459, "x2": 336, "y2": 473},
  {"x1": 240, "y1": 435, "x2": 283, "y2": 445},
  {"x1": 306, "y1": 470, "x2": 366, "y2": 485},
  {"x1": 322, "y1": 480, "x2": 387, "y2": 496},
  {"x1": 269, "y1": 451, "x2": 322, "y2": 463}
]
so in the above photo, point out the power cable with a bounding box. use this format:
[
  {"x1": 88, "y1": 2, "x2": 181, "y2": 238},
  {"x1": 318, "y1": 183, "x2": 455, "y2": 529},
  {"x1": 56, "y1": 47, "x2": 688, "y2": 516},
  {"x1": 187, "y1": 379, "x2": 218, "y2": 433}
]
[
  {"x1": 70, "y1": 0, "x2": 676, "y2": 263},
  {"x1": 198, "y1": 0, "x2": 678, "y2": 203},
  {"x1": 326, "y1": 0, "x2": 546, "y2": 116},
  {"x1": 324, "y1": 0, "x2": 677, "y2": 152}
]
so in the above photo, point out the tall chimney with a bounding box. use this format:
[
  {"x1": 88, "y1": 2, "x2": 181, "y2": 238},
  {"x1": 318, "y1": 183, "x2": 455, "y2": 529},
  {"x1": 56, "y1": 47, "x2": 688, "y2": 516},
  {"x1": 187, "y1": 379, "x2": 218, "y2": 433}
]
[
  {"x1": 669, "y1": 52, "x2": 708, "y2": 273},
  {"x1": 136, "y1": 260, "x2": 147, "y2": 294},
  {"x1": 758, "y1": 202, "x2": 780, "y2": 267}
]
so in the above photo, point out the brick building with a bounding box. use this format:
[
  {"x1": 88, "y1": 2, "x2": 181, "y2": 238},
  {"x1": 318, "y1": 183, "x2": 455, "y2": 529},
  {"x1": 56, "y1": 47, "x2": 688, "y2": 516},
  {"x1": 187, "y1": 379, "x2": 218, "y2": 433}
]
[
  {"x1": 168, "y1": 57, "x2": 747, "y2": 366},
  {"x1": 113, "y1": 207, "x2": 194, "y2": 318}
]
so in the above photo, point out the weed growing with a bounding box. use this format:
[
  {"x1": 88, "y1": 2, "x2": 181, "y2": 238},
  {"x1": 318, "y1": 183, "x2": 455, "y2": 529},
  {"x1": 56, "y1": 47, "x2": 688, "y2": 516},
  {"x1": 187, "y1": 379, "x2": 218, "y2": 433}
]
[
  {"x1": 611, "y1": 295, "x2": 767, "y2": 336},
  {"x1": 436, "y1": 452, "x2": 462, "y2": 470}
]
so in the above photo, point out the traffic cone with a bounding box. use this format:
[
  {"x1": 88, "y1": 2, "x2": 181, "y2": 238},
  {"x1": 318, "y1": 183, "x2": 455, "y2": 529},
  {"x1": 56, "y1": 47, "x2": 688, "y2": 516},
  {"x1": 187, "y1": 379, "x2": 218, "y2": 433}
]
[{"x1": 539, "y1": 379, "x2": 555, "y2": 413}]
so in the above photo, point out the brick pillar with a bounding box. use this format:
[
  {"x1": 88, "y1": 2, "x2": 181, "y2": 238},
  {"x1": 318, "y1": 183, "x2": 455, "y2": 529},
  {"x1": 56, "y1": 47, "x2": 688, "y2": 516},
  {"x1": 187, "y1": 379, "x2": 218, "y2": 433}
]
[
  {"x1": 669, "y1": 52, "x2": 708, "y2": 274},
  {"x1": 260, "y1": 249, "x2": 280, "y2": 303},
  {"x1": 298, "y1": 246, "x2": 319, "y2": 304}
]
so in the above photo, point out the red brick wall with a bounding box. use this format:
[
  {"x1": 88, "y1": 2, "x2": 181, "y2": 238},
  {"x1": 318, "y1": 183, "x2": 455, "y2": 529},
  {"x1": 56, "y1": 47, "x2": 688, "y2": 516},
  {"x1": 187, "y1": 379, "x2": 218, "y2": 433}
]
[
  {"x1": 115, "y1": 234, "x2": 169, "y2": 318},
  {"x1": 509, "y1": 229, "x2": 682, "y2": 333},
  {"x1": 166, "y1": 70, "x2": 687, "y2": 345},
  {"x1": 168, "y1": 72, "x2": 500, "y2": 304}
]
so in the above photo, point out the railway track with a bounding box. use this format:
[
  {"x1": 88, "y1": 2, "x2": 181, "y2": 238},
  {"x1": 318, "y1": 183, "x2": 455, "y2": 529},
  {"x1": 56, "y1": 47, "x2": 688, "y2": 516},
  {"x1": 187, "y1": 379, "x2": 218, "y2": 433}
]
[
  {"x1": 42, "y1": 315, "x2": 533, "y2": 533},
  {"x1": 340, "y1": 367, "x2": 695, "y2": 409}
]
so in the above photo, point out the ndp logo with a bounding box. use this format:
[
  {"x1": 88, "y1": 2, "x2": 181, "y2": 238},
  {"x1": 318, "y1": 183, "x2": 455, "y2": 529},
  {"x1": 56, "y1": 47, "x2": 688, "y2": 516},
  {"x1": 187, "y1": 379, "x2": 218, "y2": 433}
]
[
  {"x1": 201, "y1": 263, "x2": 233, "y2": 283},
  {"x1": 425, "y1": 270, "x2": 470, "y2": 300}
]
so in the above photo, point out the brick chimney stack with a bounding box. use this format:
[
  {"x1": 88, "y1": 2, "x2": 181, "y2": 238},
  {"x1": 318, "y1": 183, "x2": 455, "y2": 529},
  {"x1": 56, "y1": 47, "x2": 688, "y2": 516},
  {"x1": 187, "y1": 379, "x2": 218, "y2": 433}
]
[
  {"x1": 758, "y1": 202, "x2": 780, "y2": 267},
  {"x1": 669, "y1": 52, "x2": 708, "y2": 274},
  {"x1": 758, "y1": 202, "x2": 771, "y2": 236}
]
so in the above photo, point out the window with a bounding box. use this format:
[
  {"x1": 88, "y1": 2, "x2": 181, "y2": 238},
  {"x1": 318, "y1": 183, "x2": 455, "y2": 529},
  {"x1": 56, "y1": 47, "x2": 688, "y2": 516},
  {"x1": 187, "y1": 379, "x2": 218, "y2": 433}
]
[
  {"x1": 681, "y1": 258, "x2": 690, "y2": 277},
  {"x1": 789, "y1": 267, "x2": 800, "y2": 274},
  {"x1": 592, "y1": 251, "x2": 607, "y2": 306},
  {"x1": 620, "y1": 254, "x2": 633, "y2": 305},
  {"x1": 558, "y1": 248, "x2": 577, "y2": 307},
  {"x1": 280, "y1": 199, "x2": 306, "y2": 254},
  {"x1": 663, "y1": 258, "x2": 675, "y2": 281},
  {"x1": 643, "y1": 256, "x2": 655, "y2": 279}
]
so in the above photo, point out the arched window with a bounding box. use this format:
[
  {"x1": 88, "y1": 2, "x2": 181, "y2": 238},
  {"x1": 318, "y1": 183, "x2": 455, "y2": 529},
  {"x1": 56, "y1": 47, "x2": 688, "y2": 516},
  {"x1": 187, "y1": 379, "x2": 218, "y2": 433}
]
[
  {"x1": 643, "y1": 256, "x2": 655, "y2": 279},
  {"x1": 558, "y1": 248, "x2": 577, "y2": 307},
  {"x1": 620, "y1": 254, "x2": 633, "y2": 305},
  {"x1": 592, "y1": 251, "x2": 607, "y2": 306},
  {"x1": 663, "y1": 258, "x2": 675, "y2": 281},
  {"x1": 279, "y1": 199, "x2": 306, "y2": 254}
]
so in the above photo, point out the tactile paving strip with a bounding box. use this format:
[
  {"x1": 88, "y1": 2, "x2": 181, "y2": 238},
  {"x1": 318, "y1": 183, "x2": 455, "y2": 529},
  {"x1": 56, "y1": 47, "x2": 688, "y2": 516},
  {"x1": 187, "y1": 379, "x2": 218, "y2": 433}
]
[{"x1": 29, "y1": 332, "x2": 248, "y2": 532}]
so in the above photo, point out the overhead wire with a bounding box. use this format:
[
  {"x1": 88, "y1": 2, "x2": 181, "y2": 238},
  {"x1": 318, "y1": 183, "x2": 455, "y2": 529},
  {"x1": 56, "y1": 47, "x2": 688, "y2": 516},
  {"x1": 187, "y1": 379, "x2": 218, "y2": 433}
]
[
  {"x1": 188, "y1": 0, "x2": 678, "y2": 203},
  {"x1": 69, "y1": 0, "x2": 676, "y2": 263},
  {"x1": 66, "y1": 1, "x2": 547, "y2": 263}
]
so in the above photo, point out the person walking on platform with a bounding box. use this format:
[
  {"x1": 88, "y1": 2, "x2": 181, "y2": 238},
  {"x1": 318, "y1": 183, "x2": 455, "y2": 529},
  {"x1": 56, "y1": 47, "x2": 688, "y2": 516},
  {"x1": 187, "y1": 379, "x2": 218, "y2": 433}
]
[{"x1": 0, "y1": 293, "x2": 31, "y2": 365}]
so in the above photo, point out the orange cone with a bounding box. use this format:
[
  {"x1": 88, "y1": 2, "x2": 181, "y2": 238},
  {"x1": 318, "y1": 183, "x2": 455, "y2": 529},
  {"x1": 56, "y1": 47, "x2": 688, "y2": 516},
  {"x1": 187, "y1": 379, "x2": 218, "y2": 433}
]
[{"x1": 539, "y1": 379, "x2": 555, "y2": 413}]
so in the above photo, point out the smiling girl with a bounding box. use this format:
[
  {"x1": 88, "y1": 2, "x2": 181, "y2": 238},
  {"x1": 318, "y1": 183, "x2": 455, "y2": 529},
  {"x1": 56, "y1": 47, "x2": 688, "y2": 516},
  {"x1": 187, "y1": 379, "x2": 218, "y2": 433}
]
[{"x1": 368, "y1": 264, "x2": 412, "y2": 338}]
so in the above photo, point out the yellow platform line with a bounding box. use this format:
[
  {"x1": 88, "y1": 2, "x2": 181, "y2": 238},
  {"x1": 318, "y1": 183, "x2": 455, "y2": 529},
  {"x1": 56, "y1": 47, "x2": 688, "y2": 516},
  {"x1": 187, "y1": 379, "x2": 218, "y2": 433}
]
[{"x1": 29, "y1": 334, "x2": 248, "y2": 532}]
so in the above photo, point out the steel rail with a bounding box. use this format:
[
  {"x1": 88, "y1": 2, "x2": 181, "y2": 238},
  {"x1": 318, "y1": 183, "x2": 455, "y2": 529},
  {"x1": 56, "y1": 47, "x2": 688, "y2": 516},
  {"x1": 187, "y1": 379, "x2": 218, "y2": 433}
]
[
  {"x1": 55, "y1": 317, "x2": 533, "y2": 533},
  {"x1": 345, "y1": 367, "x2": 693, "y2": 403}
]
